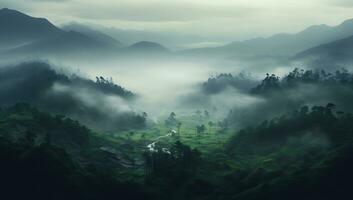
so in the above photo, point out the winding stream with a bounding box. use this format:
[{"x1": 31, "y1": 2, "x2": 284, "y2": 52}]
[{"x1": 147, "y1": 132, "x2": 173, "y2": 152}]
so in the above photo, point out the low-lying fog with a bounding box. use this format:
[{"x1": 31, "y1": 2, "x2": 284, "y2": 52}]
[
  {"x1": 4, "y1": 52, "x2": 349, "y2": 133},
  {"x1": 48, "y1": 56, "x2": 292, "y2": 116}
]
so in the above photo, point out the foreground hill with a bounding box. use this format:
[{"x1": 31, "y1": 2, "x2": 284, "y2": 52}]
[
  {"x1": 222, "y1": 104, "x2": 353, "y2": 200},
  {"x1": 0, "y1": 104, "x2": 148, "y2": 200}
]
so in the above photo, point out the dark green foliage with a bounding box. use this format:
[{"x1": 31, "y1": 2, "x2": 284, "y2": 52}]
[
  {"x1": 196, "y1": 124, "x2": 207, "y2": 135},
  {"x1": 94, "y1": 76, "x2": 133, "y2": 97},
  {"x1": 202, "y1": 73, "x2": 256, "y2": 94},
  {"x1": 0, "y1": 104, "x2": 151, "y2": 200},
  {"x1": 165, "y1": 112, "x2": 178, "y2": 127},
  {"x1": 251, "y1": 73, "x2": 280, "y2": 94},
  {"x1": 252, "y1": 68, "x2": 353, "y2": 95},
  {"x1": 0, "y1": 103, "x2": 90, "y2": 148},
  {"x1": 221, "y1": 104, "x2": 353, "y2": 200},
  {"x1": 227, "y1": 68, "x2": 353, "y2": 128},
  {"x1": 144, "y1": 141, "x2": 201, "y2": 199},
  {"x1": 0, "y1": 103, "x2": 139, "y2": 170},
  {"x1": 0, "y1": 138, "x2": 149, "y2": 200},
  {"x1": 145, "y1": 141, "x2": 201, "y2": 177}
]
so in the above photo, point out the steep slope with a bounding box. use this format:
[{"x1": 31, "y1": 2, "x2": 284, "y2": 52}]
[
  {"x1": 0, "y1": 8, "x2": 63, "y2": 48},
  {"x1": 0, "y1": 8, "x2": 117, "y2": 56}
]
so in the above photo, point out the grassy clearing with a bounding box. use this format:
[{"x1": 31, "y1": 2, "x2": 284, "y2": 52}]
[{"x1": 104, "y1": 113, "x2": 234, "y2": 155}]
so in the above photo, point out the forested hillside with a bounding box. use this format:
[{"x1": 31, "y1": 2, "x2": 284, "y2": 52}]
[{"x1": 0, "y1": 62, "x2": 145, "y2": 131}]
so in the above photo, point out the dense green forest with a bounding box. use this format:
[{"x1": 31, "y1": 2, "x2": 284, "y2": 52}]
[
  {"x1": 2, "y1": 29, "x2": 353, "y2": 200},
  {"x1": 1, "y1": 99, "x2": 353, "y2": 199},
  {"x1": 2, "y1": 65, "x2": 353, "y2": 199}
]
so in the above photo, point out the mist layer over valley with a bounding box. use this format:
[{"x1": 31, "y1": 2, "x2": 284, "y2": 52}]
[{"x1": 2, "y1": 4, "x2": 353, "y2": 200}]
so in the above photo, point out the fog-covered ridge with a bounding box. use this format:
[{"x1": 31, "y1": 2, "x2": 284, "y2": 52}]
[{"x1": 0, "y1": 61, "x2": 146, "y2": 131}]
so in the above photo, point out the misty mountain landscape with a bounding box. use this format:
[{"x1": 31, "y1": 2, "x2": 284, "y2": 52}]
[{"x1": 1, "y1": 1, "x2": 353, "y2": 200}]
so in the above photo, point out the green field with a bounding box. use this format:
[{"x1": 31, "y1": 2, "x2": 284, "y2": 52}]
[{"x1": 103, "y1": 112, "x2": 233, "y2": 155}]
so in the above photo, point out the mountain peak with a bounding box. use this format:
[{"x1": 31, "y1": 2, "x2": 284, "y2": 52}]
[
  {"x1": 300, "y1": 24, "x2": 331, "y2": 34},
  {"x1": 0, "y1": 8, "x2": 31, "y2": 18},
  {"x1": 1, "y1": 8, "x2": 17, "y2": 12},
  {"x1": 129, "y1": 41, "x2": 169, "y2": 52},
  {"x1": 0, "y1": 8, "x2": 63, "y2": 42},
  {"x1": 340, "y1": 18, "x2": 353, "y2": 27}
]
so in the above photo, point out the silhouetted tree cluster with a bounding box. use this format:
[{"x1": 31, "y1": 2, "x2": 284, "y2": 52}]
[
  {"x1": 144, "y1": 141, "x2": 201, "y2": 182},
  {"x1": 251, "y1": 73, "x2": 280, "y2": 94},
  {"x1": 165, "y1": 112, "x2": 178, "y2": 127},
  {"x1": 94, "y1": 76, "x2": 133, "y2": 97},
  {"x1": 196, "y1": 124, "x2": 207, "y2": 135},
  {"x1": 252, "y1": 68, "x2": 353, "y2": 94},
  {"x1": 202, "y1": 72, "x2": 256, "y2": 94}
]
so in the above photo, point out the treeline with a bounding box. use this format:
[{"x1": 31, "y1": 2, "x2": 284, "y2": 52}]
[
  {"x1": 252, "y1": 68, "x2": 353, "y2": 94},
  {"x1": 202, "y1": 72, "x2": 257, "y2": 94}
]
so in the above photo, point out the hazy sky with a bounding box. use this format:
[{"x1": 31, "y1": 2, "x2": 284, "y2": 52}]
[{"x1": 2, "y1": 0, "x2": 353, "y2": 41}]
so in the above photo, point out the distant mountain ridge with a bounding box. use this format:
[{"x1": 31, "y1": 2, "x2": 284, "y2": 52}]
[
  {"x1": 183, "y1": 18, "x2": 353, "y2": 58},
  {"x1": 0, "y1": 8, "x2": 63, "y2": 48},
  {"x1": 0, "y1": 8, "x2": 116, "y2": 54},
  {"x1": 4, "y1": 30, "x2": 120, "y2": 57},
  {"x1": 62, "y1": 23, "x2": 123, "y2": 47},
  {"x1": 0, "y1": 8, "x2": 63, "y2": 38},
  {"x1": 127, "y1": 41, "x2": 169, "y2": 53},
  {"x1": 2, "y1": 7, "x2": 353, "y2": 61},
  {"x1": 0, "y1": 8, "x2": 169, "y2": 58},
  {"x1": 295, "y1": 35, "x2": 353, "y2": 63}
]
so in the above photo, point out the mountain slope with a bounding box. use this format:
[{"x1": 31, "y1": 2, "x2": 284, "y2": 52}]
[
  {"x1": 0, "y1": 8, "x2": 64, "y2": 48},
  {"x1": 6, "y1": 31, "x2": 115, "y2": 56},
  {"x1": 183, "y1": 18, "x2": 353, "y2": 58},
  {"x1": 0, "y1": 8, "x2": 118, "y2": 56},
  {"x1": 295, "y1": 35, "x2": 353, "y2": 62},
  {"x1": 62, "y1": 23, "x2": 123, "y2": 47}
]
